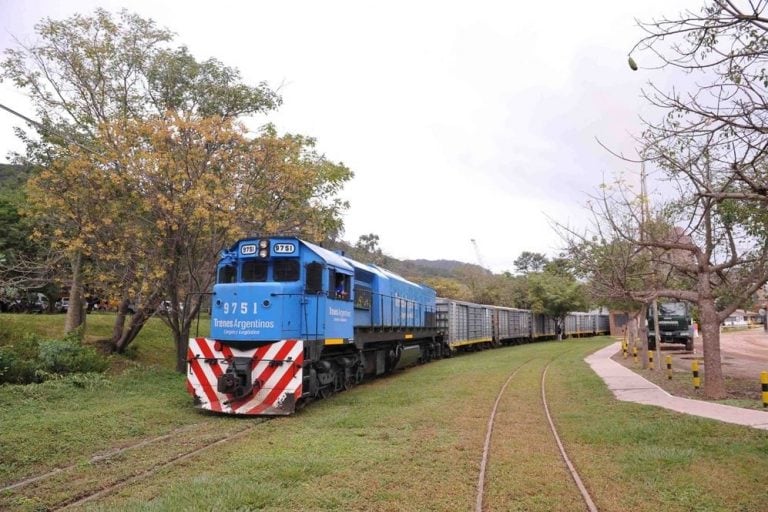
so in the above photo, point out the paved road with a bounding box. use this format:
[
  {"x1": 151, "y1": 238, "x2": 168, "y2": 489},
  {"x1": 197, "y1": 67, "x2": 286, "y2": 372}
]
[{"x1": 716, "y1": 328, "x2": 768, "y2": 378}]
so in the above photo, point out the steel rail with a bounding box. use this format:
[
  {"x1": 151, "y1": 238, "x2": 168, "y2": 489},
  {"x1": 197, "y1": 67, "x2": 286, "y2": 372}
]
[
  {"x1": 0, "y1": 423, "x2": 204, "y2": 493},
  {"x1": 541, "y1": 364, "x2": 599, "y2": 512},
  {"x1": 54, "y1": 421, "x2": 266, "y2": 510},
  {"x1": 474, "y1": 360, "x2": 530, "y2": 512}
]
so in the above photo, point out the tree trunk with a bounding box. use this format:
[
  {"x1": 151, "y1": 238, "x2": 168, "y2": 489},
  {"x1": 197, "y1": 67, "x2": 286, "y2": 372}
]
[
  {"x1": 638, "y1": 304, "x2": 649, "y2": 369},
  {"x1": 173, "y1": 300, "x2": 203, "y2": 373},
  {"x1": 64, "y1": 250, "x2": 86, "y2": 334},
  {"x1": 699, "y1": 296, "x2": 726, "y2": 399},
  {"x1": 111, "y1": 296, "x2": 130, "y2": 348},
  {"x1": 175, "y1": 330, "x2": 190, "y2": 374},
  {"x1": 113, "y1": 306, "x2": 153, "y2": 353}
]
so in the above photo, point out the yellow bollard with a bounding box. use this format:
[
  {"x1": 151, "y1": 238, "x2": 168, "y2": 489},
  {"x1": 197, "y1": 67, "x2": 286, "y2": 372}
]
[
  {"x1": 692, "y1": 360, "x2": 701, "y2": 390},
  {"x1": 648, "y1": 349, "x2": 654, "y2": 369},
  {"x1": 622, "y1": 340, "x2": 627, "y2": 359},
  {"x1": 633, "y1": 346, "x2": 638, "y2": 365},
  {"x1": 761, "y1": 372, "x2": 768, "y2": 408},
  {"x1": 666, "y1": 355, "x2": 672, "y2": 380}
]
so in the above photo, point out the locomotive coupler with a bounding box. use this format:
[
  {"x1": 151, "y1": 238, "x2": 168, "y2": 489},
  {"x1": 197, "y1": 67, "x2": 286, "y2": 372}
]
[{"x1": 217, "y1": 357, "x2": 254, "y2": 399}]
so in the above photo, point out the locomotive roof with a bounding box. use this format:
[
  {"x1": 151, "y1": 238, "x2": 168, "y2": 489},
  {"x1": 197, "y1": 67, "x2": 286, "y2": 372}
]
[
  {"x1": 301, "y1": 239, "x2": 354, "y2": 272},
  {"x1": 372, "y1": 264, "x2": 429, "y2": 289},
  {"x1": 341, "y1": 256, "x2": 387, "y2": 278}
]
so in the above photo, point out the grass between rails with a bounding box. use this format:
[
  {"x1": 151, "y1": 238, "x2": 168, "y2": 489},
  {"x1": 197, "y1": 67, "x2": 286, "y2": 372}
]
[{"x1": 1, "y1": 322, "x2": 767, "y2": 511}]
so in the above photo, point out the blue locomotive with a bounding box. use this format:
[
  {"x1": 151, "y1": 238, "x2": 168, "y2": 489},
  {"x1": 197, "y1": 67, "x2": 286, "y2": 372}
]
[{"x1": 187, "y1": 236, "x2": 443, "y2": 415}]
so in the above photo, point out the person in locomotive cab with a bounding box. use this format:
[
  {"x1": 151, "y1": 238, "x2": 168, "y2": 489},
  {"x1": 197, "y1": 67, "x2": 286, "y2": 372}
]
[{"x1": 334, "y1": 275, "x2": 345, "y2": 299}]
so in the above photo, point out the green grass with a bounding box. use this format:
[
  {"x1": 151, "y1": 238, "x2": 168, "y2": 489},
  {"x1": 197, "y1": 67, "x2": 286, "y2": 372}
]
[
  {"x1": 91, "y1": 340, "x2": 768, "y2": 511},
  {"x1": 0, "y1": 312, "x2": 189, "y2": 485},
  {"x1": 547, "y1": 346, "x2": 768, "y2": 512},
  {"x1": 0, "y1": 311, "x2": 209, "y2": 369},
  {"x1": 0, "y1": 323, "x2": 767, "y2": 511}
]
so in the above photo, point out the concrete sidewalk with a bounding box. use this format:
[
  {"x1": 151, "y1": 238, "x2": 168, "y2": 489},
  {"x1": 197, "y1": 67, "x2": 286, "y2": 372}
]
[{"x1": 586, "y1": 342, "x2": 768, "y2": 431}]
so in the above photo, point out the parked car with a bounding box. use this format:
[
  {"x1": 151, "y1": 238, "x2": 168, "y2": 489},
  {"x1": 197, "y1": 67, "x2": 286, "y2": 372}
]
[
  {"x1": 9, "y1": 293, "x2": 49, "y2": 314},
  {"x1": 55, "y1": 298, "x2": 70, "y2": 313}
]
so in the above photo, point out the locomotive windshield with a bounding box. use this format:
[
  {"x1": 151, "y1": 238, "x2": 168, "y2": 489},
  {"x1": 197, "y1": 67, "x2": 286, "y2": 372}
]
[
  {"x1": 218, "y1": 265, "x2": 236, "y2": 283},
  {"x1": 274, "y1": 259, "x2": 300, "y2": 282},
  {"x1": 242, "y1": 260, "x2": 268, "y2": 282}
]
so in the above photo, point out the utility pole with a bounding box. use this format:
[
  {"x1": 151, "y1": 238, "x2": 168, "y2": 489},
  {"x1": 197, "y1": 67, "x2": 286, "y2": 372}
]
[{"x1": 640, "y1": 151, "x2": 661, "y2": 369}]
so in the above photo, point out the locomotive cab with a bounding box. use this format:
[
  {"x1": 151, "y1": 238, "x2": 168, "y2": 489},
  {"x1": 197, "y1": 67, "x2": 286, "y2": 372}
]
[
  {"x1": 188, "y1": 237, "x2": 359, "y2": 415},
  {"x1": 211, "y1": 237, "x2": 355, "y2": 344}
]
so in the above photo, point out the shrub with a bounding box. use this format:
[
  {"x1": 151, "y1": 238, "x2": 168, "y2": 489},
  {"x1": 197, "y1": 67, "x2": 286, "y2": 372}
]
[
  {"x1": 38, "y1": 338, "x2": 108, "y2": 375},
  {"x1": 0, "y1": 345, "x2": 41, "y2": 384},
  {"x1": 0, "y1": 333, "x2": 108, "y2": 384}
]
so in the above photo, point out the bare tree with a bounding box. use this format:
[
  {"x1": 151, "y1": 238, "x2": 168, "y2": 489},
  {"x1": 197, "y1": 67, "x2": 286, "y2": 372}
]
[
  {"x1": 631, "y1": 1, "x2": 768, "y2": 207},
  {"x1": 566, "y1": 152, "x2": 768, "y2": 398},
  {"x1": 569, "y1": 1, "x2": 768, "y2": 397}
]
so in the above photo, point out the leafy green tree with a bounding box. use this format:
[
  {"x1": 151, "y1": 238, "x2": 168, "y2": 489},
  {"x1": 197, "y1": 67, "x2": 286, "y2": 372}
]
[
  {"x1": 422, "y1": 276, "x2": 471, "y2": 301},
  {"x1": 527, "y1": 270, "x2": 588, "y2": 340},
  {"x1": 621, "y1": 2, "x2": 768, "y2": 397},
  {"x1": 353, "y1": 233, "x2": 386, "y2": 265},
  {"x1": 0, "y1": 165, "x2": 51, "y2": 299},
  {"x1": 513, "y1": 251, "x2": 548, "y2": 274}
]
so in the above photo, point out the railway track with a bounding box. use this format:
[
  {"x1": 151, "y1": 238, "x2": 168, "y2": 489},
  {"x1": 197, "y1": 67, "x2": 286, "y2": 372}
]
[
  {"x1": 0, "y1": 418, "x2": 268, "y2": 511},
  {"x1": 475, "y1": 352, "x2": 598, "y2": 512}
]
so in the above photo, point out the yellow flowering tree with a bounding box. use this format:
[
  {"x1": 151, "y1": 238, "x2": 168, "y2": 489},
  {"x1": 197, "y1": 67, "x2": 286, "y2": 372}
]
[{"x1": 30, "y1": 114, "x2": 351, "y2": 370}]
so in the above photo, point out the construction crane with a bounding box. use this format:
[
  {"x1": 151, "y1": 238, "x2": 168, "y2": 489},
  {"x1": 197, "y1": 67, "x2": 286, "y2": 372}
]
[{"x1": 470, "y1": 238, "x2": 486, "y2": 269}]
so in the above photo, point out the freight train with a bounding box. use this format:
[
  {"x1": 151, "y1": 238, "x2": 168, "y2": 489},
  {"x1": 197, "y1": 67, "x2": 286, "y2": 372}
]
[{"x1": 186, "y1": 236, "x2": 609, "y2": 415}]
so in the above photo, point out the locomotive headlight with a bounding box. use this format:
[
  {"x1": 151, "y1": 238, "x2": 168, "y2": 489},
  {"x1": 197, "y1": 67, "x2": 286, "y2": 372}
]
[{"x1": 258, "y1": 239, "x2": 269, "y2": 258}]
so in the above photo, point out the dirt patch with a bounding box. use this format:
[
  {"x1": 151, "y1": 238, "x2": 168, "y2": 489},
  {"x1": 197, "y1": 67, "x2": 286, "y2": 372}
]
[{"x1": 610, "y1": 328, "x2": 768, "y2": 408}]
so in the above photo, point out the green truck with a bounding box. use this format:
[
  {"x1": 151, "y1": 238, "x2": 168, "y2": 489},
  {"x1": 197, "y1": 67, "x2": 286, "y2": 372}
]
[{"x1": 647, "y1": 301, "x2": 694, "y2": 351}]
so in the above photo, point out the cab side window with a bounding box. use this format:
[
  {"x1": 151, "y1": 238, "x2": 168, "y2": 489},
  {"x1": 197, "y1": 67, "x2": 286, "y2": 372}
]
[
  {"x1": 330, "y1": 269, "x2": 350, "y2": 300},
  {"x1": 305, "y1": 262, "x2": 324, "y2": 294}
]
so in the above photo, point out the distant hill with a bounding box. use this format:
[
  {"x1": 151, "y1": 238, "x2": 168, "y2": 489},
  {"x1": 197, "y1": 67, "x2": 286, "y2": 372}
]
[
  {"x1": 326, "y1": 239, "x2": 491, "y2": 282},
  {"x1": 401, "y1": 259, "x2": 490, "y2": 278},
  {"x1": 353, "y1": 254, "x2": 490, "y2": 282}
]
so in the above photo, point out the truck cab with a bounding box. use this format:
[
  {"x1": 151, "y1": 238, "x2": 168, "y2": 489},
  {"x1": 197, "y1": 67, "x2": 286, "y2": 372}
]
[{"x1": 648, "y1": 301, "x2": 694, "y2": 351}]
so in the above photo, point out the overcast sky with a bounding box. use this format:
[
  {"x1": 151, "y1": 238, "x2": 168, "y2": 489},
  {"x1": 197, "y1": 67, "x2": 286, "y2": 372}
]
[{"x1": 0, "y1": 0, "x2": 695, "y2": 272}]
